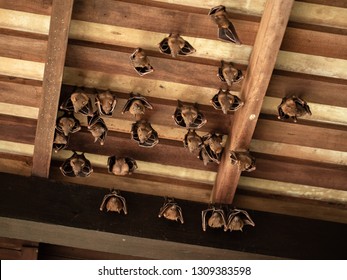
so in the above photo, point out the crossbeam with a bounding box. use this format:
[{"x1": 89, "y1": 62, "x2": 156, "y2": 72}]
[
  {"x1": 211, "y1": 0, "x2": 295, "y2": 204},
  {"x1": 32, "y1": 0, "x2": 74, "y2": 177}
]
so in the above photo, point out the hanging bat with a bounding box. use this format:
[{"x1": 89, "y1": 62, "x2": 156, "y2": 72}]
[
  {"x1": 202, "y1": 133, "x2": 224, "y2": 164},
  {"x1": 278, "y1": 95, "x2": 312, "y2": 123},
  {"x1": 211, "y1": 89, "x2": 244, "y2": 114},
  {"x1": 131, "y1": 119, "x2": 159, "y2": 148},
  {"x1": 100, "y1": 190, "x2": 127, "y2": 215},
  {"x1": 218, "y1": 61, "x2": 244, "y2": 86},
  {"x1": 183, "y1": 129, "x2": 202, "y2": 155},
  {"x1": 53, "y1": 129, "x2": 69, "y2": 153},
  {"x1": 87, "y1": 111, "x2": 108, "y2": 145},
  {"x1": 60, "y1": 151, "x2": 93, "y2": 177},
  {"x1": 130, "y1": 48, "x2": 154, "y2": 76},
  {"x1": 208, "y1": 5, "x2": 241, "y2": 44},
  {"x1": 122, "y1": 93, "x2": 153, "y2": 120},
  {"x1": 230, "y1": 150, "x2": 256, "y2": 172},
  {"x1": 95, "y1": 90, "x2": 117, "y2": 117},
  {"x1": 107, "y1": 156, "x2": 138, "y2": 176},
  {"x1": 159, "y1": 33, "x2": 196, "y2": 58},
  {"x1": 198, "y1": 146, "x2": 213, "y2": 166},
  {"x1": 60, "y1": 87, "x2": 93, "y2": 116},
  {"x1": 224, "y1": 208, "x2": 255, "y2": 232},
  {"x1": 173, "y1": 100, "x2": 207, "y2": 129},
  {"x1": 201, "y1": 205, "x2": 226, "y2": 231},
  {"x1": 158, "y1": 197, "x2": 184, "y2": 224},
  {"x1": 55, "y1": 111, "x2": 81, "y2": 136}
]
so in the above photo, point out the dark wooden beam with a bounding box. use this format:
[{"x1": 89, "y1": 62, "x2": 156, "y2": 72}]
[
  {"x1": 32, "y1": 0, "x2": 74, "y2": 178},
  {"x1": 212, "y1": 0, "x2": 295, "y2": 204},
  {"x1": 0, "y1": 172, "x2": 346, "y2": 259}
]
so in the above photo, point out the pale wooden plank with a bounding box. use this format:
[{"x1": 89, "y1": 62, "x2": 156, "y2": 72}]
[
  {"x1": 0, "y1": 57, "x2": 44, "y2": 80},
  {"x1": 0, "y1": 140, "x2": 34, "y2": 156},
  {"x1": 0, "y1": 9, "x2": 49, "y2": 34},
  {"x1": 239, "y1": 177, "x2": 347, "y2": 204},
  {"x1": 68, "y1": 20, "x2": 252, "y2": 65},
  {"x1": 32, "y1": 0, "x2": 74, "y2": 178},
  {"x1": 0, "y1": 103, "x2": 38, "y2": 119},
  {"x1": 250, "y1": 139, "x2": 347, "y2": 166},
  {"x1": 276, "y1": 51, "x2": 347, "y2": 80},
  {"x1": 212, "y1": 0, "x2": 295, "y2": 204},
  {"x1": 51, "y1": 150, "x2": 217, "y2": 186}
]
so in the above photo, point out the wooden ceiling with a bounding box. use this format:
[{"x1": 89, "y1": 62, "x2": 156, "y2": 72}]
[{"x1": 0, "y1": 0, "x2": 346, "y2": 259}]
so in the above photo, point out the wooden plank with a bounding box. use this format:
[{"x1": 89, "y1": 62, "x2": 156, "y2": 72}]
[
  {"x1": 0, "y1": 57, "x2": 44, "y2": 80},
  {"x1": 233, "y1": 191, "x2": 347, "y2": 224},
  {"x1": 72, "y1": 0, "x2": 258, "y2": 46},
  {"x1": 32, "y1": 0, "x2": 74, "y2": 178},
  {"x1": 67, "y1": 24, "x2": 347, "y2": 79},
  {"x1": 0, "y1": 33, "x2": 47, "y2": 62},
  {"x1": 0, "y1": 0, "x2": 52, "y2": 15},
  {"x1": 153, "y1": 0, "x2": 347, "y2": 30},
  {"x1": 267, "y1": 74, "x2": 347, "y2": 108},
  {"x1": 0, "y1": 115, "x2": 36, "y2": 144},
  {"x1": 0, "y1": 79, "x2": 42, "y2": 108},
  {"x1": 71, "y1": 0, "x2": 347, "y2": 59},
  {"x1": 0, "y1": 218, "x2": 277, "y2": 260},
  {"x1": 68, "y1": 20, "x2": 252, "y2": 65},
  {"x1": 0, "y1": 103, "x2": 38, "y2": 119},
  {"x1": 243, "y1": 155, "x2": 347, "y2": 192},
  {"x1": 212, "y1": 0, "x2": 295, "y2": 204},
  {"x1": 262, "y1": 96, "x2": 347, "y2": 126},
  {"x1": 0, "y1": 154, "x2": 32, "y2": 177},
  {"x1": 0, "y1": 174, "x2": 346, "y2": 259},
  {"x1": 0, "y1": 9, "x2": 50, "y2": 34},
  {"x1": 62, "y1": 68, "x2": 347, "y2": 111}
]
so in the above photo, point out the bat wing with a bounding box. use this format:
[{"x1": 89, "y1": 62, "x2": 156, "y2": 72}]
[
  {"x1": 211, "y1": 93, "x2": 222, "y2": 110},
  {"x1": 107, "y1": 156, "x2": 116, "y2": 173},
  {"x1": 230, "y1": 95, "x2": 244, "y2": 111},
  {"x1": 179, "y1": 41, "x2": 196, "y2": 56},
  {"x1": 159, "y1": 38, "x2": 171, "y2": 55},
  {"x1": 218, "y1": 22, "x2": 241, "y2": 44}
]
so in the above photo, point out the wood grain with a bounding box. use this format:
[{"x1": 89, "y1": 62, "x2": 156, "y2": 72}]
[
  {"x1": 32, "y1": 0, "x2": 74, "y2": 178},
  {"x1": 212, "y1": 0, "x2": 295, "y2": 204}
]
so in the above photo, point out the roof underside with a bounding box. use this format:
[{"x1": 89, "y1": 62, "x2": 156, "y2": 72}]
[{"x1": 0, "y1": 0, "x2": 346, "y2": 259}]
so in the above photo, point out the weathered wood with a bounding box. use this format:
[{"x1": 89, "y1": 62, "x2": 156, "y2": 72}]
[
  {"x1": 32, "y1": 0, "x2": 74, "y2": 178},
  {"x1": 0, "y1": 8, "x2": 50, "y2": 35},
  {"x1": 0, "y1": 114, "x2": 37, "y2": 144},
  {"x1": 72, "y1": 0, "x2": 347, "y2": 59},
  {"x1": 153, "y1": 0, "x2": 347, "y2": 30},
  {"x1": 0, "y1": 33, "x2": 47, "y2": 62},
  {"x1": 0, "y1": 0, "x2": 52, "y2": 15},
  {"x1": 62, "y1": 68, "x2": 347, "y2": 110},
  {"x1": 0, "y1": 154, "x2": 32, "y2": 177},
  {"x1": 0, "y1": 218, "x2": 276, "y2": 260},
  {"x1": 0, "y1": 79, "x2": 42, "y2": 108},
  {"x1": 0, "y1": 57, "x2": 44, "y2": 80},
  {"x1": 244, "y1": 155, "x2": 347, "y2": 192},
  {"x1": 0, "y1": 173, "x2": 346, "y2": 259},
  {"x1": 212, "y1": 0, "x2": 295, "y2": 204}
]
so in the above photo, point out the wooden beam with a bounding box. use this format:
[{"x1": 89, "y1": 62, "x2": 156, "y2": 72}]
[
  {"x1": 31, "y1": 0, "x2": 74, "y2": 178},
  {"x1": 0, "y1": 172, "x2": 346, "y2": 259},
  {"x1": 212, "y1": 0, "x2": 294, "y2": 204}
]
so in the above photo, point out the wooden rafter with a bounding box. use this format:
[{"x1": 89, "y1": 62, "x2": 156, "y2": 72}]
[
  {"x1": 211, "y1": 0, "x2": 295, "y2": 204},
  {"x1": 31, "y1": 0, "x2": 74, "y2": 177}
]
